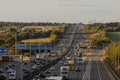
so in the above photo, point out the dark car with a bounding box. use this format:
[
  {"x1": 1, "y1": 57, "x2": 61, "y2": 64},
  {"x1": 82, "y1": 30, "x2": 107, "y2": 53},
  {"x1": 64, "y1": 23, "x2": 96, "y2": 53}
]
[
  {"x1": 39, "y1": 74, "x2": 46, "y2": 78},
  {"x1": 24, "y1": 62, "x2": 27, "y2": 65},
  {"x1": 33, "y1": 76, "x2": 40, "y2": 80},
  {"x1": 24, "y1": 69, "x2": 30, "y2": 73},
  {"x1": 45, "y1": 70, "x2": 51, "y2": 74},
  {"x1": 5, "y1": 67, "x2": 9, "y2": 70},
  {"x1": 75, "y1": 67, "x2": 81, "y2": 72}
]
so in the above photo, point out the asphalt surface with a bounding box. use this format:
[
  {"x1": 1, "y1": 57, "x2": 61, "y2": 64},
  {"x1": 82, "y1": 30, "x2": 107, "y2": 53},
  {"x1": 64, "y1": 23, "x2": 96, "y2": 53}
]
[
  {"x1": 1, "y1": 24, "x2": 115, "y2": 80},
  {"x1": 42, "y1": 24, "x2": 115, "y2": 80}
]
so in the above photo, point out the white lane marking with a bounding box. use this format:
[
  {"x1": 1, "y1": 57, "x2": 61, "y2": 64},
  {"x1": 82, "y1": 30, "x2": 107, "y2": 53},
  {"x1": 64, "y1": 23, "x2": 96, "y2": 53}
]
[
  {"x1": 82, "y1": 58, "x2": 91, "y2": 80},
  {"x1": 95, "y1": 57, "x2": 102, "y2": 80}
]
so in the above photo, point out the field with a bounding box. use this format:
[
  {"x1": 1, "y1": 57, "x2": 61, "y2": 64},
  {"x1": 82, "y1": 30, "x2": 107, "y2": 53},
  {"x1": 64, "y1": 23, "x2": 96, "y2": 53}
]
[
  {"x1": 22, "y1": 38, "x2": 52, "y2": 43},
  {"x1": 21, "y1": 33, "x2": 57, "y2": 43},
  {"x1": 23, "y1": 26, "x2": 59, "y2": 29},
  {"x1": 106, "y1": 32, "x2": 120, "y2": 41},
  {"x1": 22, "y1": 25, "x2": 66, "y2": 32},
  {"x1": 21, "y1": 25, "x2": 66, "y2": 43}
]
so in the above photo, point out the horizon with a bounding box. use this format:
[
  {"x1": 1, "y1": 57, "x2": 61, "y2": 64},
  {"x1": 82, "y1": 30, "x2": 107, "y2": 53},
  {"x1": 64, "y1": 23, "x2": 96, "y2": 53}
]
[{"x1": 0, "y1": 0, "x2": 120, "y2": 23}]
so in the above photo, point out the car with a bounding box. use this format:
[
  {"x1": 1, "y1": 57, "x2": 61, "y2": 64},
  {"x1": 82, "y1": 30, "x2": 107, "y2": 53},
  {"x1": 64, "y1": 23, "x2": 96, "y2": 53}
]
[
  {"x1": 11, "y1": 64, "x2": 15, "y2": 67},
  {"x1": 50, "y1": 67, "x2": 55, "y2": 71},
  {"x1": 75, "y1": 67, "x2": 81, "y2": 72},
  {"x1": 51, "y1": 73, "x2": 59, "y2": 76},
  {"x1": 64, "y1": 62, "x2": 67, "y2": 65},
  {"x1": 8, "y1": 73, "x2": 16, "y2": 80},
  {"x1": 8, "y1": 65, "x2": 12, "y2": 68},
  {"x1": 6, "y1": 68, "x2": 13, "y2": 73},
  {"x1": 31, "y1": 65, "x2": 37, "y2": 70},
  {"x1": 77, "y1": 57, "x2": 84, "y2": 64},
  {"x1": 0, "y1": 69, "x2": 4, "y2": 72},
  {"x1": 0, "y1": 69, "x2": 6, "y2": 77},
  {"x1": 36, "y1": 63, "x2": 40, "y2": 66},
  {"x1": 22, "y1": 67, "x2": 26, "y2": 71},
  {"x1": 66, "y1": 57, "x2": 71, "y2": 60},
  {"x1": 33, "y1": 75, "x2": 40, "y2": 80},
  {"x1": 45, "y1": 70, "x2": 51, "y2": 74},
  {"x1": 11, "y1": 70, "x2": 16, "y2": 75},
  {"x1": 39, "y1": 73, "x2": 46, "y2": 78},
  {"x1": 59, "y1": 61, "x2": 62, "y2": 64},
  {"x1": 24, "y1": 69, "x2": 30, "y2": 73},
  {"x1": 5, "y1": 67, "x2": 9, "y2": 70},
  {"x1": 23, "y1": 62, "x2": 27, "y2": 65}
]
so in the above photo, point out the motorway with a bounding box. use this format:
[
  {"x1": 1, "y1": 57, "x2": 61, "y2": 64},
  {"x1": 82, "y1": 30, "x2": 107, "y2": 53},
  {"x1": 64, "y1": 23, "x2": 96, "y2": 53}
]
[
  {"x1": 0, "y1": 24, "x2": 116, "y2": 80},
  {"x1": 0, "y1": 24, "x2": 78, "y2": 80},
  {"x1": 41, "y1": 24, "x2": 115, "y2": 80}
]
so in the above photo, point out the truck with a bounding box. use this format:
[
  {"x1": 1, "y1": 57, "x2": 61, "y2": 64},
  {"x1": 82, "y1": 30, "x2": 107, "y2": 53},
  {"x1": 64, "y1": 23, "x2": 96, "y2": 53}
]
[
  {"x1": 68, "y1": 61, "x2": 75, "y2": 70},
  {"x1": 60, "y1": 66, "x2": 69, "y2": 80}
]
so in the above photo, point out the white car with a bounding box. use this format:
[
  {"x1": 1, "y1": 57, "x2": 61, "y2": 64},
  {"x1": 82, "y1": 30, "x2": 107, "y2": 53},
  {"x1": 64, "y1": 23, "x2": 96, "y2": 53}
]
[
  {"x1": 0, "y1": 69, "x2": 6, "y2": 77},
  {"x1": 8, "y1": 73, "x2": 16, "y2": 80},
  {"x1": 59, "y1": 61, "x2": 62, "y2": 64},
  {"x1": 31, "y1": 65, "x2": 37, "y2": 70},
  {"x1": 11, "y1": 70, "x2": 16, "y2": 75},
  {"x1": 50, "y1": 67, "x2": 55, "y2": 71},
  {"x1": 33, "y1": 75, "x2": 40, "y2": 80},
  {"x1": 66, "y1": 57, "x2": 71, "y2": 60},
  {"x1": 6, "y1": 68, "x2": 13, "y2": 73}
]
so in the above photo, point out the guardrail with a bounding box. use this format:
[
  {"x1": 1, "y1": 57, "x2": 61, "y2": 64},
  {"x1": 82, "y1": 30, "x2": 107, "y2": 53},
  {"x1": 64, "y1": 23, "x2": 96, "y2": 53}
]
[{"x1": 104, "y1": 60, "x2": 120, "y2": 80}]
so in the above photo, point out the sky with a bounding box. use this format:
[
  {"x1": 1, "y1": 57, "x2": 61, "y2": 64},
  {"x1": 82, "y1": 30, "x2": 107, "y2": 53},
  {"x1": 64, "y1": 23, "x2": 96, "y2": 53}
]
[{"x1": 0, "y1": 0, "x2": 120, "y2": 23}]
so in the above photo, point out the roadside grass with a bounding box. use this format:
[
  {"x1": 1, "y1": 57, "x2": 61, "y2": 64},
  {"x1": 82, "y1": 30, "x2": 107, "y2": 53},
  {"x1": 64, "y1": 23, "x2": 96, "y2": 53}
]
[
  {"x1": 106, "y1": 32, "x2": 120, "y2": 41},
  {"x1": 104, "y1": 59, "x2": 120, "y2": 79}
]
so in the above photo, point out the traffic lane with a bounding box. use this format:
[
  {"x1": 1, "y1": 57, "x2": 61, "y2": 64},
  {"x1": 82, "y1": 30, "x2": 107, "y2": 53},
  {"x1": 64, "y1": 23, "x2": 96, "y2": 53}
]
[
  {"x1": 48, "y1": 49, "x2": 74, "y2": 76},
  {"x1": 90, "y1": 56, "x2": 113, "y2": 80},
  {"x1": 44, "y1": 44, "x2": 73, "y2": 77},
  {"x1": 95, "y1": 57, "x2": 114, "y2": 80},
  {"x1": 69, "y1": 58, "x2": 89, "y2": 80},
  {"x1": 3, "y1": 61, "x2": 20, "y2": 80},
  {"x1": 77, "y1": 58, "x2": 89, "y2": 80},
  {"x1": 90, "y1": 56, "x2": 100, "y2": 80}
]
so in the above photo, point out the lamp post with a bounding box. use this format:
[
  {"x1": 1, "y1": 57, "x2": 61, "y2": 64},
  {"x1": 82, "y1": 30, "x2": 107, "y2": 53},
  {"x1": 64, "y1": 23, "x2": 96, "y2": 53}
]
[
  {"x1": 15, "y1": 25, "x2": 23, "y2": 80},
  {"x1": 29, "y1": 34, "x2": 32, "y2": 62}
]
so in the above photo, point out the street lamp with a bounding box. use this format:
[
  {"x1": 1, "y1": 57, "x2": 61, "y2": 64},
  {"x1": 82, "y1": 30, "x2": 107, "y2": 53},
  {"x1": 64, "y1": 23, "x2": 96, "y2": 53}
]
[{"x1": 15, "y1": 25, "x2": 23, "y2": 80}]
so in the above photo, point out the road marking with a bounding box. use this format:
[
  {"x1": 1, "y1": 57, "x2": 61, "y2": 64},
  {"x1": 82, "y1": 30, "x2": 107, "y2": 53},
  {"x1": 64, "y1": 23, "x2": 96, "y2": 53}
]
[
  {"x1": 82, "y1": 58, "x2": 91, "y2": 80},
  {"x1": 95, "y1": 57, "x2": 102, "y2": 80}
]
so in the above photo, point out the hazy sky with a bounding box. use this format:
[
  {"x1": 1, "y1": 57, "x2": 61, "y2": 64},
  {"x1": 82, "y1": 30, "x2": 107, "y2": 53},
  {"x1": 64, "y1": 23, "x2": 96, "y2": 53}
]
[{"x1": 0, "y1": 0, "x2": 120, "y2": 23}]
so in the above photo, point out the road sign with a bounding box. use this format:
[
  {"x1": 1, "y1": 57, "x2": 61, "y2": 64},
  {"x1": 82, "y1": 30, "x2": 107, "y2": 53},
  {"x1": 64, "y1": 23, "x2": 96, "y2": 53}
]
[
  {"x1": 16, "y1": 44, "x2": 28, "y2": 50},
  {"x1": 0, "y1": 48, "x2": 8, "y2": 54},
  {"x1": 30, "y1": 45, "x2": 51, "y2": 50},
  {"x1": 17, "y1": 44, "x2": 51, "y2": 50}
]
